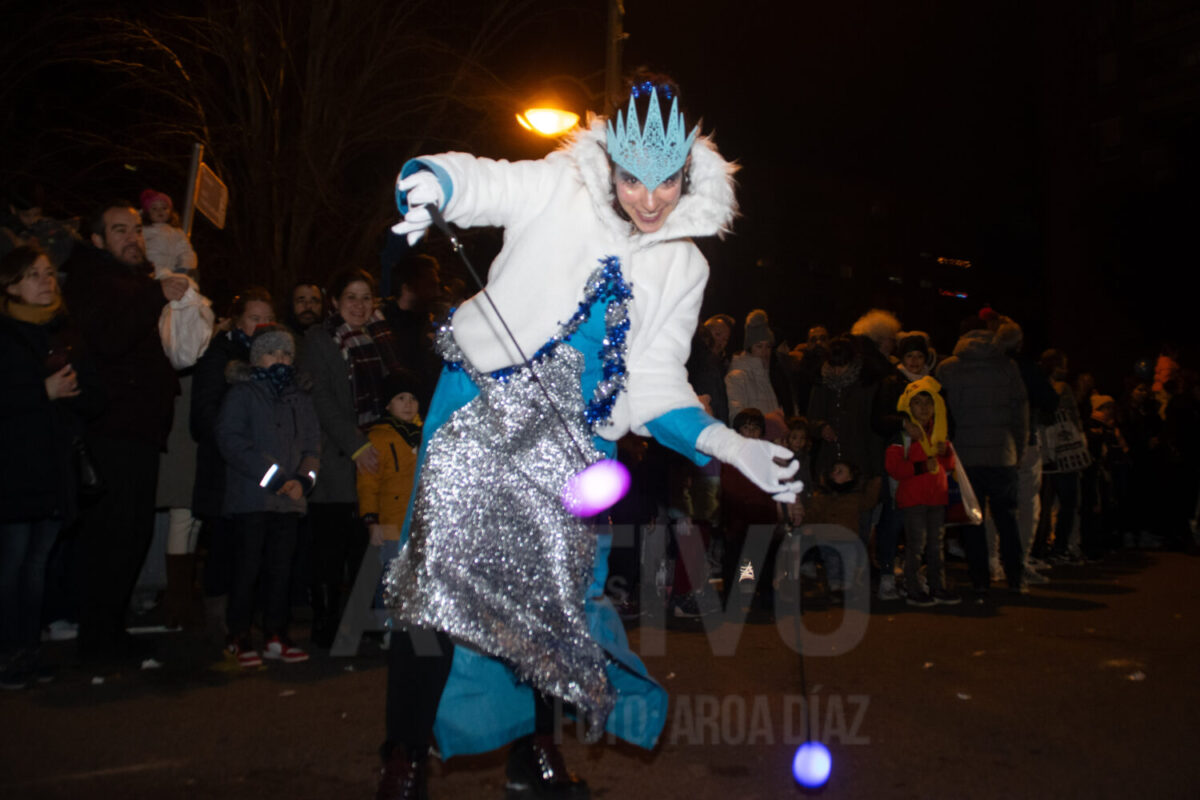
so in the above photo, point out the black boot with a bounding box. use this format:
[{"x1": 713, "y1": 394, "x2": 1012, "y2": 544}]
[
  {"x1": 164, "y1": 554, "x2": 200, "y2": 629},
  {"x1": 309, "y1": 584, "x2": 339, "y2": 648},
  {"x1": 376, "y1": 744, "x2": 428, "y2": 800},
  {"x1": 505, "y1": 734, "x2": 589, "y2": 799}
]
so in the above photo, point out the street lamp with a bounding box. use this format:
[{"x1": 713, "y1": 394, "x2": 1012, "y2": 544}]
[
  {"x1": 515, "y1": 0, "x2": 623, "y2": 138},
  {"x1": 515, "y1": 107, "x2": 581, "y2": 137}
]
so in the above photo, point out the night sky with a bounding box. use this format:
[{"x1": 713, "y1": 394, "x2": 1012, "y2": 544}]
[
  {"x1": 4, "y1": 0, "x2": 1195, "y2": 387},
  {"x1": 495, "y1": 0, "x2": 1048, "y2": 353}
]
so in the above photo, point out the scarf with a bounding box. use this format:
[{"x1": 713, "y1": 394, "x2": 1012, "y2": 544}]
[
  {"x1": 231, "y1": 327, "x2": 253, "y2": 353},
  {"x1": 1, "y1": 295, "x2": 62, "y2": 324},
  {"x1": 898, "y1": 364, "x2": 931, "y2": 383},
  {"x1": 326, "y1": 310, "x2": 405, "y2": 427},
  {"x1": 381, "y1": 414, "x2": 423, "y2": 449},
  {"x1": 251, "y1": 362, "x2": 296, "y2": 396}
]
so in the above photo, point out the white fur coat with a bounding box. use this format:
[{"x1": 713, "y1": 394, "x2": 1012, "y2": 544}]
[{"x1": 410, "y1": 119, "x2": 737, "y2": 440}]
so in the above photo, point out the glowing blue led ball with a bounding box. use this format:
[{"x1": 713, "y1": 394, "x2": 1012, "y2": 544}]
[
  {"x1": 792, "y1": 741, "x2": 832, "y2": 788},
  {"x1": 561, "y1": 459, "x2": 631, "y2": 517}
]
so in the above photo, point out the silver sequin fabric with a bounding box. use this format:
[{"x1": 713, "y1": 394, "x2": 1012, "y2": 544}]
[{"x1": 383, "y1": 319, "x2": 615, "y2": 741}]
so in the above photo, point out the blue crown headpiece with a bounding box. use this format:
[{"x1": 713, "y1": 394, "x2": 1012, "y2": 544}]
[{"x1": 606, "y1": 82, "x2": 697, "y2": 191}]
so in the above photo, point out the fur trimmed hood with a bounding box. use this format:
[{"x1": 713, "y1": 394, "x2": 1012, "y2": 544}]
[
  {"x1": 952, "y1": 328, "x2": 1003, "y2": 361},
  {"x1": 564, "y1": 117, "x2": 738, "y2": 246}
]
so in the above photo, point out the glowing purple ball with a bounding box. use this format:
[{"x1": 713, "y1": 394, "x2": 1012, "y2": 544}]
[
  {"x1": 561, "y1": 459, "x2": 631, "y2": 517},
  {"x1": 792, "y1": 741, "x2": 832, "y2": 788}
]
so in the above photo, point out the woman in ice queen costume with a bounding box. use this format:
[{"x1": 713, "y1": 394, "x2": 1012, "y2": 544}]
[{"x1": 377, "y1": 73, "x2": 803, "y2": 800}]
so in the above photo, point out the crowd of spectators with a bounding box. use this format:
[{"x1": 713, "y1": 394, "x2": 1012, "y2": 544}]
[
  {"x1": 0, "y1": 185, "x2": 452, "y2": 687},
  {"x1": 612, "y1": 305, "x2": 1200, "y2": 619},
  {"x1": 2, "y1": 181, "x2": 1198, "y2": 691}
]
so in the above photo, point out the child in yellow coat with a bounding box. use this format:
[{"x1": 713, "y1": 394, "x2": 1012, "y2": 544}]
[{"x1": 357, "y1": 371, "x2": 423, "y2": 547}]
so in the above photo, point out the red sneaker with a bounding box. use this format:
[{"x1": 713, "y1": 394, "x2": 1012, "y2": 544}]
[
  {"x1": 227, "y1": 639, "x2": 262, "y2": 669},
  {"x1": 262, "y1": 636, "x2": 309, "y2": 664}
]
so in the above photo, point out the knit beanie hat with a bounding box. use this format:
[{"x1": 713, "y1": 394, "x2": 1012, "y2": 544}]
[
  {"x1": 704, "y1": 313, "x2": 735, "y2": 332},
  {"x1": 140, "y1": 189, "x2": 173, "y2": 212},
  {"x1": 382, "y1": 368, "x2": 423, "y2": 405},
  {"x1": 743, "y1": 309, "x2": 774, "y2": 349},
  {"x1": 249, "y1": 324, "x2": 295, "y2": 364},
  {"x1": 897, "y1": 332, "x2": 931, "y2": 359}
]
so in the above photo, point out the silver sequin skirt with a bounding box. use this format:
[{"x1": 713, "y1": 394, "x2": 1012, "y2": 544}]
[{"x1": 383, "y1": 321, "x2": 615, "y2": 739}]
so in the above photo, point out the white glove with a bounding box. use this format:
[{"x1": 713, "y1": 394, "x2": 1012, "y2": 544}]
[
  {"x1": 392, "y1": 171, "x2": 445, "y2": 246},
  {"x1": 696, "y1": 423, "x2": 804, "y2": 503}
]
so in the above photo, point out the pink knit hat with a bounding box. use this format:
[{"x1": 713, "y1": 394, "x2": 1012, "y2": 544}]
[{"x1": 140, "y1": 189, "x2": 173, "y2": 212}]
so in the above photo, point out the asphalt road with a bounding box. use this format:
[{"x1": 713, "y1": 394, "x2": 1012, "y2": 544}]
[{"x1": 3, "y1": 548, "x2": 1199, "y2": 800}]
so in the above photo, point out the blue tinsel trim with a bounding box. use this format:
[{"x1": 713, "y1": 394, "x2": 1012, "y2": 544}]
[{"x1": 439, "y1": 257, "x2": 633, "y2": 429}]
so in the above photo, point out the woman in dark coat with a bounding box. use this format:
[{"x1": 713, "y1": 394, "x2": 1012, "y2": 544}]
[
  {"x1": 297, "y1": 267, "x2": 407, "y2": 647},
  {"x1": 0, "y1": 246, "x2": 100, "y2": 687}
]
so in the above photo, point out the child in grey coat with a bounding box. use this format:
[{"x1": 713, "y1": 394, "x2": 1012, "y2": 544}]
[{"x1": 216, "y1": 325, "x2": 320, "y2": 667}]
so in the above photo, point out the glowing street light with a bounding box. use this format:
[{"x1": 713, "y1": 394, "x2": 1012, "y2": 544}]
[{"x1": 515, "y1": 107, "x2": 581, "y2": 137}]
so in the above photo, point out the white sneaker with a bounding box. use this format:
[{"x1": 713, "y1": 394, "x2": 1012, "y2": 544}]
[
  {"x1": 989, "y1": 557, "x2": 1005, "y2": 582},
  {"x1": 877, "y1": 575, "x2": 899, "y2": 601},
  {"x1": 947, "y1": 539, "x2": 966, "y2": 559},
  {"x1": 1026, "y1": 556, "x2": 1051, "y2": 571},
  {"x1": 737, "y1": 559, "x2": 756, "y2": 592},
  {"x1": 42, "y1": 619, "x2": 78, "y2": 642},
  {"x1": 1023, "y1": 566, "x2": 1050, "y2": 585}
]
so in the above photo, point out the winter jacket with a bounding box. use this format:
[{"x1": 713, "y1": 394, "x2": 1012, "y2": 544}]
[
  {"x1": 1014, "y1": 354, "x2": 1059, "y2": 436},
  {"x1": 0, "y1": 307, "x2": 101, "y2": 523},
  {"x1": 807, "y1": 360, "x2": 885, "y2": 479},
  {"x1": 401, "y1": 117, "x2": 736, "y2": 447},
  {"x1": 190, "y1": 329, "x2": 250, "y2": 517},
  {"x1": 298, "y1": 322, "x2": 373, "y2": 504},
  {"x1": 685, "y1": 340, "x2": 729, "y2": 425},
  {"x1": 356, "y1": 417, "x2": 420, "y2": 535},
  {"x1": 934, "y1": 330, "x2": 1028, "y2": 468},
  {"x1": 720, "y1": 461, "x2": 781, "y2": 527},
  {"x1": 215, "y1": 364, "x2": 320, "y2": 515},
  {"x1": 61, "y1": 246, "x2": 178, "y2": 447},
  {"x1": 143, "y1": 223, "x2": 197, "y2": 277},
  {"x1": 725, "y1": 351, "x2": 781, "y2": 422},
  {"x1": 885, "y1": 435, "x2": 956, "y2": 509},
  {"x1": 379, "y1": 301, "x2": 440, "y2": 410}
]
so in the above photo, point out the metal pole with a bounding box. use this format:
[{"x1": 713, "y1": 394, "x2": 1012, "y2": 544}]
[
  {"x1": 182, "y1": 142, "x2": 203, "y2": 238},
  {"x1": 605, "y1": 0, "x2": 625, "y2": 117}
]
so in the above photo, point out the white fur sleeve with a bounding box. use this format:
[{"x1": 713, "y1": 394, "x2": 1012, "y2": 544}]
[
  {"x1": 414, "y1": 151, "x2": 564, "y2": 233},
  {"x1": 619, "y1": 244, "x2": 709, "y2": 436}
]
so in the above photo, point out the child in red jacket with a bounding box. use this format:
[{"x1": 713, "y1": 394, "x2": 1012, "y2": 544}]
[{"x1": 885, "y1": 376, "x2": 960, "y2": 607}]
